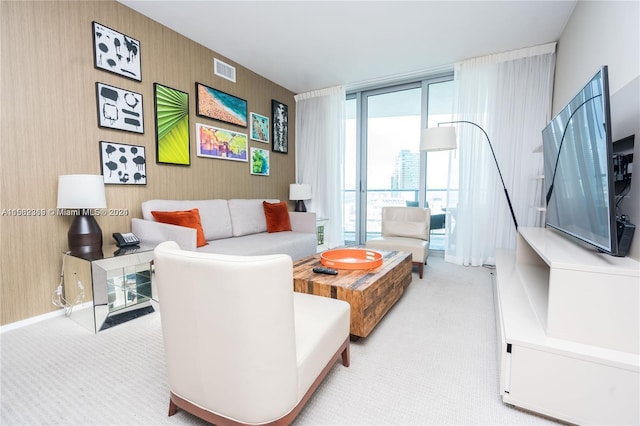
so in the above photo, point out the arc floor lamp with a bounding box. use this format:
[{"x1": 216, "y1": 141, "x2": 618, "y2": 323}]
[{"x1": 421, "y1": 121, "x2": 519, "y2": 230}]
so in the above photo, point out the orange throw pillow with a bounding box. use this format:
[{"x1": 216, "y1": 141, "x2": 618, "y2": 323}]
[
  {"x1": 151, "y1": 208, "x2": 208, "y2": 248},
  {"x1": 263, "y1": 201, "x2": 292, "y2": 233}
]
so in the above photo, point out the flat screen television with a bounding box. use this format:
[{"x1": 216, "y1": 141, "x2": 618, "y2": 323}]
[{"x1": 542, "y1": 66, "x2": 619, "y2": 255}]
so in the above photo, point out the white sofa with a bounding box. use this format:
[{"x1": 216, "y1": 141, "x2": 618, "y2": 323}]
[{"x1": 132, "y1": 199, "x2": 317, "y2": 261}]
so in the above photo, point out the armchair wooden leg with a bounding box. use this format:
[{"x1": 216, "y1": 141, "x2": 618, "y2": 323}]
[
  {"x1": 412, "y1": 261, "x2": 424, "y2": 279},
  {"x1": 168, "y1": 398, "x2": 178, "y2": 416},
  {"x1": 341, "y1": 341, "x2": 350, "y2": 367}
]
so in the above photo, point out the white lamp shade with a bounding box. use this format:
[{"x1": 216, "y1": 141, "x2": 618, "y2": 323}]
[
  {"x1": 57, "y1": 175, "x2": 107, "y2": 209},
  {"x1": 420, "y1": 127, "x2": 458, "y2": 152},
  {"x1": 289, "y1": 183, "x2": 312, "y2": 201}
]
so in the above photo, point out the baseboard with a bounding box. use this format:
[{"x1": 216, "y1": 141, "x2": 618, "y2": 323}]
[{"x1": 0, "y1": 308, "x2": 67, "y2": 334}]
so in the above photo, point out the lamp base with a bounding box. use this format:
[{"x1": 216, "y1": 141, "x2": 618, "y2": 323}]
[
  {"x1": 294, "y1": 200, "x2": 307, "y2": 213},
  {"x1": 68, "y1": 214, "x2": 103, "y2": 256}
]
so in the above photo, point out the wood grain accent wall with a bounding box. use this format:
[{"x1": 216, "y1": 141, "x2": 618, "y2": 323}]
[{"x1": 0, "y1": 0, "x2": 297, "y2": 325}]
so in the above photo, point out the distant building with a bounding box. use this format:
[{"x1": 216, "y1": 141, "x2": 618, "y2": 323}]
[{"x1": 390, "y1": 149, "x2": 419, "y2": 190}]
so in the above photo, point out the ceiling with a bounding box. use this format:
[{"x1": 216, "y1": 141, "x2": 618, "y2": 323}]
[{"x1": 118, "y1": 0, "x2": 577, "y2": 94}]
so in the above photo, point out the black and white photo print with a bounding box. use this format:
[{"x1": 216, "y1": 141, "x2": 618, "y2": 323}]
[
  {"x1": 100, "y1": 141, "x2": 146, "y2": 185},
  {"x1": 92, "y1": 22, "x2": 141, "y2": 81},
  {"x1": 272, "y1": 99, "x2": 288, "y2": 153},
  {"x1": 96, "y1": 82, "x2": 144, "y2": 134}
]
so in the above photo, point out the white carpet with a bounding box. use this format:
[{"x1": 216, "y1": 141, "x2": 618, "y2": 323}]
[{"x1": 0, "y1": 256, "x2": 559, "y2": 425}]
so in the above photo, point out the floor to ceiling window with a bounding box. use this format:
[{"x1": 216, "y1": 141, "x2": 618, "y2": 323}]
[
  {"x1": 425, "y1": 79, "x2": 456, "y2": 250},
  {"x1": 344, "y1": 74, "x2": 455, "y2": 250}
]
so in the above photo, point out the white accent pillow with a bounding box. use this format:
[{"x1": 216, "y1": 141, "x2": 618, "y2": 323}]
[
  {"x1": 141, "y1": 199, "x2": 232, "y2": 241},
  {"x1": 227, "y1": 199, "x2": 279, "y2": 237}
]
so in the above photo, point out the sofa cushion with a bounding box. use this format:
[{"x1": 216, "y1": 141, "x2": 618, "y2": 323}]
[
  {"x1": 263, "y1": 201, "x2": 292, "y2": 233},
  {"x1": 151, "y1": 209, "x2": 208, "y2": 248},
  {"x1": 293, "y1": 292, "x2": 350, "y2": 399},
  {"x1": 141, "y1": 199, "x2": 232, "y2": 241},
  {"x1": 228, "y1": 199, "x2": 279, "y2": 237},
  {"x1": 366, "y1": 236, "x2": 428, "y2": 262},
  {"x1": 198, "y1": 231, "x2": 317, "y2": 261}
]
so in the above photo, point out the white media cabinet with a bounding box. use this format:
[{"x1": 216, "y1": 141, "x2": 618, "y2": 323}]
[{"x1": 495, "y1": 227, "x2": 639, "y2": 424}]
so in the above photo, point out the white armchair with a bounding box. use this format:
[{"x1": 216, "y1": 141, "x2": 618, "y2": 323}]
[
  {"x1": 365, "y1": 207, "x2": 431, "y2": 278},
  {"x1": 152, "y1": 241, "x2": 350, "y2": 425}
]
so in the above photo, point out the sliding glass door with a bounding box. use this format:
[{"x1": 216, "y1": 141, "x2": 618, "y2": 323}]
[
  {"x1": 364, "y1": 85, "x2": 422, "y2": 240},
  {"x1": 344, "y1": 75, "x2": 455, "y2": 249}
]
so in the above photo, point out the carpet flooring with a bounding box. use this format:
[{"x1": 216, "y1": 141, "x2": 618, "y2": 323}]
[{"x1": 0, "y1": 255, "x2": 559, "y2": 425}]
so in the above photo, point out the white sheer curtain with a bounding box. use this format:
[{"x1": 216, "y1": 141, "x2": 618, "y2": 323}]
[
  {"x1": 294, "y1": 86, "x2": 345, "y2": 248},
  {"x1": 445, "y1": 43, "x2": 556, "y2": 266}
]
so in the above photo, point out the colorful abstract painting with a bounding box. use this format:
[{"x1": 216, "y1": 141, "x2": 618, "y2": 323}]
[
  {"x1": 250, "y1": 147, "x2": 269, "y2": 176},
  {"x1": 154, "y1": 84, "x2": 190, "y2": 165},
  {"x1": 250, "y1": 112, "x2": 269, "y2": 143},
  {"x1": 195, "y1": 82, "x2": 247, "y2": 127},
  {"x1": 196, "y1": 123, "x2": 248, "y2": 162}
]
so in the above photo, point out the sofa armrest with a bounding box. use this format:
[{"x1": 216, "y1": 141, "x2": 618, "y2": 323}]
[
  {"x1": 131, "y1": 218, "x2": 197, "y2": 251},
  {"x1": 289, "y1": 212, "x2": 316, "y2": 233}
]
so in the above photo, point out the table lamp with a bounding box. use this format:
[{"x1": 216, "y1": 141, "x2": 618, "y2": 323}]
[
  {"x1": 289, "y1": 183, "x2": 312, "y2": 212},
  {"x1": 57, "y1": 174, "x2": 107, "y2": 255}
]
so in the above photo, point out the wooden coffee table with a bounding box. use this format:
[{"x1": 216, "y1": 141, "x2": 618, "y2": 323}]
[{"x1": 293, "y1": 250, "x2": 412, "y2": 338}]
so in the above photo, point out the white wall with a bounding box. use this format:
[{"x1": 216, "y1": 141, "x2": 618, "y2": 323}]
[
  {"x1": 554, "y1": 0, "x2": 640, "y2": 261},
  {"x1": 553, "y1": 1, "x2": 639, "y2": 113}
]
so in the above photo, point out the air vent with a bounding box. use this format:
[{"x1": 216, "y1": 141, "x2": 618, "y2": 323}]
[{"x1": 214, "y1": 58, "x2": 236, "y2": 83}]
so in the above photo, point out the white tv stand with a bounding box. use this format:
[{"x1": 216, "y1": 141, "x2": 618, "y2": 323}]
[{"x1": 495, "y1": 227, "x2": 639, "y2": 424}]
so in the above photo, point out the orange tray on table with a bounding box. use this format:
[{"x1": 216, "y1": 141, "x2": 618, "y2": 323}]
[{"x1": 320, "y1": 248, "x2": 383, "y2": 270}]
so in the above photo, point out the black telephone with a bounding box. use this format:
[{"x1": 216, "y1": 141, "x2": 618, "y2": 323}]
[{"x1": 112, "y1": 232, "x2": 140, "y2": 247}]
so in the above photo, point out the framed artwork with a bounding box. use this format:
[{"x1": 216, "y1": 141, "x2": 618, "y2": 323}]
[
  {"x1": 96, "y1": 82, "x2": 144, "y2": 133},
  {"x1": 196, "y1": 123, "x2": 248, "y2": 162},
  {"x1": 250, "y1": 147, "x2": 270, "y2": 176},
  {"x1": 195, "y1": 82, "x2": 247, "y2": 127},
  {"x1": 271, "y1": 99, "x2": 288, "y2": 153},
  {"x1": 154, "y1": 83, "x2": 190, "y2": 165},
  {"x1": 99, "y1": 141, "x2": 146, "y2": 185},
  {"x1": 250, "y1": 112, "x2": 269, "y2": 143},
  {"x1": 92, "y1": 22, "x2": 141, "y2": 82}
]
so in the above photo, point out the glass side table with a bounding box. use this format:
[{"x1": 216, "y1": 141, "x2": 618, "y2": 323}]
[
  {"x1": 316, "y1": 218, "x2": 329, "y2": 252},
  {"x1": 62, "y1": 243, "x2": 158, "y2": 333}
]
